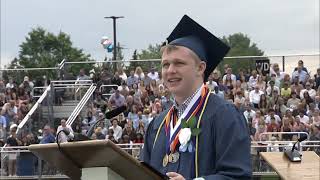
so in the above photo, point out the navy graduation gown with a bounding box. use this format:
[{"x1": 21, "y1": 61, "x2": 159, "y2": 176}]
[{"x1": 142, "y1": 94, "x2": 252, "y2": 179}]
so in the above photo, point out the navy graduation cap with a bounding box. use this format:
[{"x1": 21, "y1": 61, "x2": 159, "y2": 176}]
[{"x1": 165, "y1": 15, "x2": 230, "y2": 81}]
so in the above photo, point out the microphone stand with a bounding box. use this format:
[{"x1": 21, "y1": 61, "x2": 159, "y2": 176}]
[
  {"x1": 284, "y1": 137, "x2": 306, "y2": 162},
  {"x1": 55, "y1": 130, "x2": 81, "y2": 168}
]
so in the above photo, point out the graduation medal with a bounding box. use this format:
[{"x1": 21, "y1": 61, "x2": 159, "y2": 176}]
[
  {"x1": 162, "y1": 85, "x2": 209, "y2": 167},
  {"x1": 168, "y1": 152, "x2": 180, "y2": 163},
  {"x1": 162, "y1": 154, "x2": 169, "y2": 167}
]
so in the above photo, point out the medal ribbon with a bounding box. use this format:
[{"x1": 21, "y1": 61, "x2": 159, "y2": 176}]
[{"x1": 164, "y1": 85, "x2": 209, "y2": 155}]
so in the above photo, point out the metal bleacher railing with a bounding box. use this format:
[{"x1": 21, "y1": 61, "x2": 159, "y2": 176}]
[
  {"x1": 17, "y1": 86, "x2": 51, "y2": 135},
  {"x1": 99, "y1": 84, "x2": 118, "y2": 98},
  {"x1": 66, "y1": 83, "x2": 96, "y2": 126},
  {"x1": 16, "y1": 80, "x2": 94, "y2": 138},
  {"x1": 259, "y1": 132, "x2": 309, "y2": 141}
]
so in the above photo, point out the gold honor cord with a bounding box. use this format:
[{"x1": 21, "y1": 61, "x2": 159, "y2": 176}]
[
  {"x1": 195, "y1": 89, "x2": 211, "y2": 177},
  {"x1": 153, "y1": 112, "x2": 168, "y2": 149},
  {"x1": 152, "y1": 89, "x2": 211, "y2": 178}
]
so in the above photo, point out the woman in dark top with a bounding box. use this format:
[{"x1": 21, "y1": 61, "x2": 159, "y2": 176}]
[
  {"x1": 6, "y1": 125, "x2": 22, "y2": 176},
  {"x1": 302, "y1": 91, "x2": 314, "y2": 108},
  {"x1": 281, "y1": 117, "x2": 293, "y2": 141}
]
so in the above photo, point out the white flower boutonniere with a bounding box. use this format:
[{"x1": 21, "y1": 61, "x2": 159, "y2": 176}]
[
  {"x1": 179, "y1": 116, "x2": 201, "y2": 152},
  {"x1": 179, "y1": 128, "x2": 192, "y2": 147}
]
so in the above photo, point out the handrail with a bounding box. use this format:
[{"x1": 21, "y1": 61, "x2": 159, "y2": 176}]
[
  {"x1": 252, "y1": 140, "x2": 320, "y2": 144},
  {"x1": 32, "y1": 86, "x2": 47, "y2": 98},
  {"x1": 17, "y1": 86, "x2": 51, "y2": 134},
  {"x1": 1, "y1": 53, "x2": 318, "y2": 71},
  {"x1": 62, "y1": 53, "x2": 320, "y2": 64},
  {"x1": 99, "y1": 84, "x2": 118, "y2": 92},
  {"x1": 52, "y1": 83, "x2": 92, "y2": 87},
  {"x1": 0, "y1": 67, "x2": 58, "y2": 71},
  {"x1": 58, "y1": 59, "x2": 66, "y2": 69},
  {"x1": 259, "y1": 132, "x2": 309, "y2": 141},
  {"x1": 51, "y1": 80, "x2": 92, "y2": 84},
  {"x1": 74, "y1": 79, "x2": 92, "y2": 94},
  {"x1": 99, "y1": 84, "x2": 118, "y2": 98},
  {"x1": 66, "y1": 84, "x2": 95, "y2": 125},
  {"x1": 66, "y1": 84, "x2": 96, "y2": 126}
]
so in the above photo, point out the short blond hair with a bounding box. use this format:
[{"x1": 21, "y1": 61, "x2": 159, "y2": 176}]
[{"x1": 161, "y1": 44, "x2": 202, "y2": 64}]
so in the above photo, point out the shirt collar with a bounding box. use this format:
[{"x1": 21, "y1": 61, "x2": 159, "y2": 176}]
[{"x1": 173, "y1": 85, "x2": 203, "y2": 118}]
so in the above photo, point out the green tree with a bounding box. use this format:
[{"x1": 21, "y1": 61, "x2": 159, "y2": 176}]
[
  {"x1": 130, "y1": 49, "x2": 139, "y2": 69},
  {"x1": 130, "y1": 44, "x2": 162, "y2": 72},
  {"x1": 7, "y1": 27, "x2": 94, "y2": 81},
  {"x1": 219, "y1": 33, "x2": 265, "y2": 73}
]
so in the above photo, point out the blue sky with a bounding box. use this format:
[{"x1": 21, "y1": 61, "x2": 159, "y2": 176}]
[{"x1": 1, "y1": 0, "x2": 319, "y2": 67}]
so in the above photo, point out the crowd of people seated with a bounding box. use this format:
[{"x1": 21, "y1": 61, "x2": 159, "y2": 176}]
[
  {"x1": 1, "y1": 59, "x2": 320, "y2": 175},
  {"x1": 2, "y1": 60, "x2": 320, "y2": 147}
]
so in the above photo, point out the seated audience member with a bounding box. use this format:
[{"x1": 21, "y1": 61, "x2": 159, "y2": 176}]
[
  {"x1": 122, "y1": 124, "x2": 137, "y2": 142},
  {"x1": 108, "y1": 88, "x2": 126, "y2": 108},
  {"x1": 265, "y1": 109, "x2": 282, "y2": 125},
  {"x1": 281, "y1": 117, "x2": 293, "y2": 141},
  {"x1": 243, "y1": 105, "x2": 256, "y2": 123},
  {"x1": 267, "y1": 117, "x2": 280, "y2": 132},
  {"x1": 40, "y1": 125, "x2": 55, "y2": 144},
  {"x1": 109, "y1": 118, "x2": 122, "y2": 142},
  {"x1": 280, "y1": 82, "x2": 291, "y2": 100},
  {"x1": 248, "y1": 70, "x2": 259, "y2": 89},
  {"x1": 249, "y1": 85, "x2": 264, "y2": 108},
  {"x1": 147, "y1": 67, "x2": 160, "y2": 81},
  {"x1": 300, "y1": 82, "x2": 316, "y2": 100},
  {"x1": 57, "y1": 119, "x2": 74, "y2": 143},
  {"x1": 292, "y1": 65, "x2": 308, "y2": 84}
]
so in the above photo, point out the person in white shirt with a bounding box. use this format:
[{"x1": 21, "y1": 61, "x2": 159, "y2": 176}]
[
  {"x1": 147, "y1": 67, "x2": 160, "y2": 81},
  {"x1": 243, "y1": 105, "x2": 256, "y2": 123},
  {"x1": 117, "y1": 67, "x2": 127, "y2": 82},
  {"x1": 6, "y1": 77, "x2": 15, "y2": 89},
  {"x1": 206, "y1": 74, "x2": 218, "y2": 91},
  {"x1": 222, "y1": 68, "x2": 236, "y2": 84},
  {"x1": 109, "y1": 118, "x2": 122, "y2": 142},
  {"x1": 134, "y1": 66, "x2": 145, "y2": 81},
  {"x1": 265, "y1": 109, "x2": 282, "y2": 125},
  {"x1": 76, "y1": 69, "x2": 91, "y2": 81},
  {"x1": 270, "y1": 63, "x2": 285, "y2": 81},
  {"x1": 249, "y1": 85, "x2": 264, "y2": 108},
  {"x1": 297, "y1": 111, "x2": 309, "y2": 124},
  {"x1": 57, "y1": 119, "x2": 74, "y2": 143},
  {"x1": 300, "y1": 82, "x2": 316, "y2": 100},
  {"x1": 266, "y1": 80, "x2": 280, "y2": 96},
  {"x1": 248, "y1": 70, "x2": 259, "y2": 89}
]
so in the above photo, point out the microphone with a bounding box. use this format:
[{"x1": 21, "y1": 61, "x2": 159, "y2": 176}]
[
  {"x1": 284, "y1": 135, "x2": 307, "y2": 162},
  {"x1": 86, "y1": 105, "x2": 127, "y2": 137},
  {"x1": 105, "y1": 105, "x2": 127, "y2": 119}
]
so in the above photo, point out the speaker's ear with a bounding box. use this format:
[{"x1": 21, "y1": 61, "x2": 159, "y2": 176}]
[{"x1": 198, "y1": 61, "x2": 206, "y2": 75}]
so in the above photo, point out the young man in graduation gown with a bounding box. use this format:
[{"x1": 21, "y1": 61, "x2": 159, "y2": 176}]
[{"x1": 141, "y1": 15, "x2": 252, "y2": 180}]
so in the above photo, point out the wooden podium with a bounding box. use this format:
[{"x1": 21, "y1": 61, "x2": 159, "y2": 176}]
[
  {"x1": 260, "y1": 151, "x2": 320, "y2": 180},
  {"x1": 28, "y1": 140, "x2": 164, "y2": 180}
]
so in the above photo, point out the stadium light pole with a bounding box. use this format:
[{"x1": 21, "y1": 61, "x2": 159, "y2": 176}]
[{"x1": 104, "y1": 16, "x2": 124, "y2": 61}]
